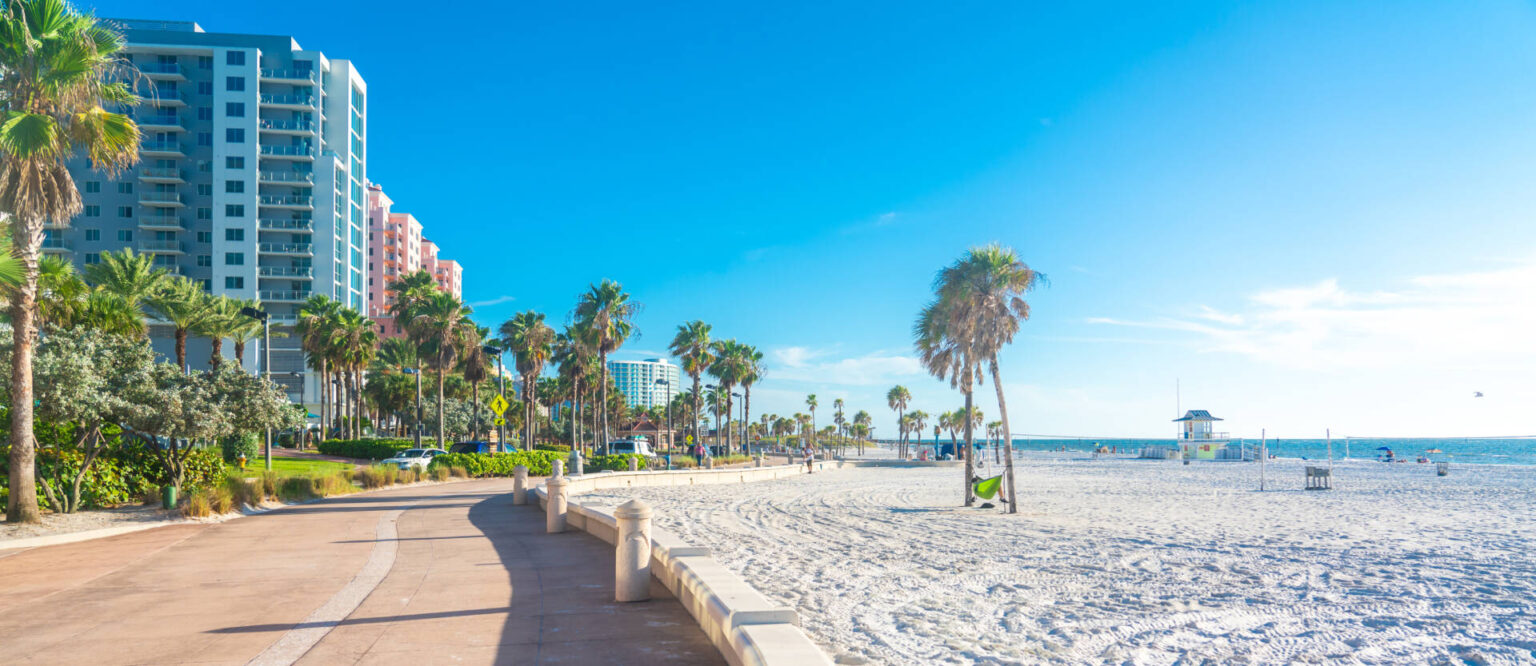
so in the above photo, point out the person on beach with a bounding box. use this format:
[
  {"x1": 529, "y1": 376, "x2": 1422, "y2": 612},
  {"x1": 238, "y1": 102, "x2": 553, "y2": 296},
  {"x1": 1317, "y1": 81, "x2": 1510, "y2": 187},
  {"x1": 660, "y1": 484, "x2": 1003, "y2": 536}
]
[{"x1": 802, "y1": 442, "x2": 815, "y2": 473}]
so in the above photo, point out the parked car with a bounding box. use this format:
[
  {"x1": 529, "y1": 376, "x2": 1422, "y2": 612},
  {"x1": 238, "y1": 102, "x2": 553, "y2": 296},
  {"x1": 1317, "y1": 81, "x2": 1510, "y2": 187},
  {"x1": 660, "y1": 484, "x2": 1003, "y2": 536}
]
[
  {"x1": 449, "y1": 441, "x2": 494, "y2": 454},
  {"x1": 607, "y1": 439, "x2": 655, "y2": 457},
  {"x1": 381, "y1": 448, "x2": 448, "y2": 470}
]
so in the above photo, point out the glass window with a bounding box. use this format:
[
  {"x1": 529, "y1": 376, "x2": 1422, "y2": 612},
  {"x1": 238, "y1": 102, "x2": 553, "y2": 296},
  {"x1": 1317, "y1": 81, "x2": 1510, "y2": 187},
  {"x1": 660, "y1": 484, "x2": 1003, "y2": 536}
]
[
  {"x1": 196, "y1": 208, "x2": 212, "y2": 220},
  {"x1": 197, "y1": 132, "x2": 212, "y2": 146},
  {"x1": 225, "y1": 76, "x2": 244, "y2": 92},
  {"x1": 197, "y1": 184, "x2": 212, "y2": 196},
  {"x1": 224, "y1": 276, "x2": 244, "y2": 289},
  {"x1": 84, "y1": 229, "x2": 100, "y2": 241},
  {"x1": 117, "y1": 207, "x2": 133, "y2": 218},
  {"x1": 83, "y1": 205, "x2": 99, "y2": 217},
  {"x1": 225, "y1": 252, "x2": 244, "y2": 265},
  {"x1": 84, "y1": 253, "x2": 101, "y2": 264},
  {"x1": 196, "y1": 255, "x2": 211, "y2": 267},
  {"x1": 117, "y1": 229, "x2": 133, "y2": 241},
  {"x1": 197, "y1": 81, "x2": 212, "y2": 95},
  {"x1": 83, "y1": 181, "x2": 100, "y2": 193},
  {"x1": 225, "y1": 180, "x2": 244, "y2": 193},
  {"x1": 226, "y1": 51, "x2": 244, "y2": 66},
  {"x1": 196, "y1": 231, "x2": 212, "y2": 243},
  {"x1": 225, "y1": 128, "x2": 244, "y2": 143},
  {"x1": 225, "y1": 204, "x2": 245, "y2": 217},
  {"x1": 225, "y1": 102, "x2": 244, "y2": 117},
  {"x1": 226, "y1": 157, "x2": 244, "y2": 169},
  {"x1": 225, "y1": 229, "x2": 244, "y2": 241},
  {"x1": 117, "y1": 182, "x2": 134, "y2": 194},
  {"x1": 198, "y1": 56, "x2": 212, "y2": 69},
  {"x1": 197, "y1": 107, "x2": 212, "y2": 120}
]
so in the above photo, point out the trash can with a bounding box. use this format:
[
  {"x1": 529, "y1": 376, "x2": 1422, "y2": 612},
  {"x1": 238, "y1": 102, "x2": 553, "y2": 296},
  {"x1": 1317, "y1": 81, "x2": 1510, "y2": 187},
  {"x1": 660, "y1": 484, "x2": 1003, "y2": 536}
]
[{"x1": 160, "y1": 485, "x2": 177, "y2": 510}]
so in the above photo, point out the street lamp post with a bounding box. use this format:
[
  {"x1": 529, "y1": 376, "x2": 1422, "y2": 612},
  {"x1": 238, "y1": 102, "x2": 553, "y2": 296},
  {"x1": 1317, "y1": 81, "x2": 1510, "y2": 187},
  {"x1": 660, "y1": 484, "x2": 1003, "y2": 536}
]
[
  {"x1": 402, "y1": 367, "x2": 422, "y2": 447},
  {"x1": 704, "y1": 384, "x2": 718, "y2": 457},
  {"x1": 732, "y1": 392, "x2": 744, "y2": 456},
  {"x1": 655, "y1": 378, "x2": 672, "y2": 469},
  {"x1": 239, "y1": 306, "x2": 273, "y2": 471}
]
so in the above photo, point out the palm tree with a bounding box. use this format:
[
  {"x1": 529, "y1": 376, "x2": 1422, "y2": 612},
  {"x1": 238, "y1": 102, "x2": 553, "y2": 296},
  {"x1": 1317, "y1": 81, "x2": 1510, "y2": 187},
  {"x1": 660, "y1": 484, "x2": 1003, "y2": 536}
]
[
  {"x1": 409, "y1": 291, "x2": 475, "y2": 448},
  {"x1": 987, "y1": 420, "x2": 1004, "y2": 463},
  {"x1": 738, "y1": 344, "x2": 764, "y2": 456},
  {"x1": 707, "y1": 339, "x2": 746, "y2": 454},
  {"x1": 1, "y1": 0, "x2": 141, "y2": 522},
  {"x1": 915, "y1": 288, "x2": 985, "y2": 507},
  {"x1": 330, "y1": 310, "x2": 378, "y2": 439},
  {"x1": 932, "y1": 244, "x2": 1044, "y2": 514},
  {"x1": 832, "y1": 398, "x2": 845, "y2": 457},
  {"x1": 853, "y1": 410, "x2": 872, "y2": 456},
  {"x1": 82, "y1": 248, "x2": 164, "y2": 336},
  {"x1": 887, "y1": 385, "x2": 912, "y2": 459},
  {"x1": 501, "y1": 310, "x2": 554, "y2": 451},
  {"x1": 572, "y1": 279, "x2": 638, "y2": 453},
  {"x1": 228, "y1": 298, "x2": 265, "y2": 366},
  {"x1": 459, "y1": 326, "x2": 493, "y2": 441},
  {"x1": 147, "y1": 277, "x2": 213, "y2": 371},
  {"x1": 195, "y1": 296, "x2": 241, "y2": 370},
  {"x1": 805, "y1": 394, "x2": 818, "y2": 452},
  {"x1": 668, "y1": 320, "x2": 713, "y2": 455},
  {"x1": 375, "y1": 337, "x2": 418, "y2": 435},
  {"x1": 297, "y1": 295, "x2": 344, "y2": 440},
  {"x1": 555, "y1": 324, "x2": 597, "y2": 451},
  {"x1": 909, "y1": 410, "x2": 930, "y2": 457}
]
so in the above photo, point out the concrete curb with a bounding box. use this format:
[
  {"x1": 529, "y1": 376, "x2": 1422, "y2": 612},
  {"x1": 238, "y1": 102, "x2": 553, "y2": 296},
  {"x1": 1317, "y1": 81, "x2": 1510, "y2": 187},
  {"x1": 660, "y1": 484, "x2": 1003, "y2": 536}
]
[{"x1": 533, "y1": 461, "x2": 860, "y2": 666}]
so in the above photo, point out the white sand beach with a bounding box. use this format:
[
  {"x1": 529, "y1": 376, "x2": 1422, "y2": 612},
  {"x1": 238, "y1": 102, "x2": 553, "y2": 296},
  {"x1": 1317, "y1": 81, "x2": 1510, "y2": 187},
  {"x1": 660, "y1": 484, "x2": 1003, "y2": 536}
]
[{"x1": 583, "y1": 452, "x2": 1536, "y2": 665}]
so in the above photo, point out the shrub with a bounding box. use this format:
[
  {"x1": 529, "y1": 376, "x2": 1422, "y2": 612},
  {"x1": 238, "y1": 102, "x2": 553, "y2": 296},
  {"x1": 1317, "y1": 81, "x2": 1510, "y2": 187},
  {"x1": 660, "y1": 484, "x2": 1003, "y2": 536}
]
[
  {"x1": 220, "y1": 432, "x2": 260, "y2": 464},
  {"x1": 665, "y1": 456, "x2": 698, "y2": 469},
  {"x1": 224, "y1": 475, "x2": 262, "y2": 508},
  {"x1": 429, "y1": 466, "x2": 450, "y2": 482},
  {"x1": 585, "y1": 453, "x2": 650, "y2": 472},
  {"x1": 449, "y1": 465, "x2": 468, "y2": 478},
  {"x1": 210, "y1": 486, "x2": 235, "y2": 514},
  {"x1": 317, "y1": 438, "x2": 413, "y2": 460},
  {"x1": 358, "y1": 465, "x2": 400, "y2": 489},
  {"x1": 312, "y1": 472, "x2": 355, "y2": 497},
  {"x1": 277, "y1": 476, "x2": 317, "y2": 502},
  {"x1": 259, "y1": 470, "x2": 279, "y2": 499},
  {"x1": 428, "y1": 451, "x2": 565, "y2": 477},
  {"x1": 141, "y1": 485, "x2": 162, "y2": 506},
  {"x1": 533, "y1": 444, "x2": 572, "y2": 454},
  {"x1": 2, "y1": 441, "x2": 226, "y2": 510},
  {"x1": 183, "y1": 489, "x2": 212, "y2": 518}
]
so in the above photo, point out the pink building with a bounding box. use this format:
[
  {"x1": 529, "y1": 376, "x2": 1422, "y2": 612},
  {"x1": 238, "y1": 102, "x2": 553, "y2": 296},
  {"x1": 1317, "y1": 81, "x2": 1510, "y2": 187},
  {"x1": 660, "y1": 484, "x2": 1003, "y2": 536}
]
[{"x1": 366, "y1": 183, "x2": 463, "y2": 338}]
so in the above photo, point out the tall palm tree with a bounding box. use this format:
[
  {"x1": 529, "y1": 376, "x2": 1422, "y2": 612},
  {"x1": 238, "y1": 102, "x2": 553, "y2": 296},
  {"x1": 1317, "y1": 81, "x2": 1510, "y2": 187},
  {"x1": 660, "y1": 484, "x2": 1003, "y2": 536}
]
[
  {"x1": 82, "y1": 248, "x2": 164, "y2": 336},
  {"x1": 459, "y1": 325, "x2": 492, "y2": 441},
  {"x1": 933, "y1": 244, "x2": 1043, "y2": 514},
  {"x1": 915, "y1": 283, "x2": 986, "y2": 506},
  {"x1": 555, "y1": 324, "x2": 597, "y2": 451},
  {"x1": 228, "y1": 298, "x2": 265, "y2": 367},
  {"x1": 832, "y1": 398, "x2": 845, "y2": 456},
  {"x1": 805, "y1": 394, "x2": 818, "y2": 452},
  {"x1": 501, "y1": 310, "x2": 554, "y2": 451},
  {"x1": 195, "y1": 295, "x2": 242, "y2": 370},
  {"x1": 297, "y1": 295, "x2": 343, "y2": 440},
  {"x1": 330, "y1": 309, "x2": 378, "y2": 439},
  {"x1": 147, "y1": 277, "x2": 213, "y2": 371},
  {"x1": 668, "y1": 320, "x2": 712, "y2": 454},
  {"x1": 853, "y1": 410, "x2": 872, "y2": 455},
  {"x1": 739, "y1": 344, "x2": 763, "y2": 455},
  {"x1": 909, "y1": 410, "x2": 930, "y2": 457},
  {"x1": 706, "y1": 339, "x2": 746, "y2": 454},
  {"x1": 887, "y1": 385, "x2": 911, "y2": 459},
  {"x1": 408, "y1": 291, "x2": 475, "y2": 448},
  {"x1": 375, "y1": 337, "x2": 418, "y2": 435},
  {"x1": 0, "y1": 0, "x2": 140, "y2": 523},
  {"x1": 572, "y1": 279, "x2": 638, "y2": 453}
]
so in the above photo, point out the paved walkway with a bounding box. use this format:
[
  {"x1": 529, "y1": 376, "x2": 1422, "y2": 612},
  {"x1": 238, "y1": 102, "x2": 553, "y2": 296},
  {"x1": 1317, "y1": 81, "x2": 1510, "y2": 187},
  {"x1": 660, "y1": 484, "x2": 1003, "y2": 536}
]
[{"x1": 0, "y1": 479, "x2": 721, "y2": 665}]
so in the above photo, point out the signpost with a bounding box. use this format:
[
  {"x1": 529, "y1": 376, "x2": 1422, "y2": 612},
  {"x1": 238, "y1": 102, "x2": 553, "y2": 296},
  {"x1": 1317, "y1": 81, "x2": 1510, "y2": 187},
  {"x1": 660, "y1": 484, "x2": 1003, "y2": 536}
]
[{"x1": 489, "y1": 393, "x2": 509, "y2": 448}]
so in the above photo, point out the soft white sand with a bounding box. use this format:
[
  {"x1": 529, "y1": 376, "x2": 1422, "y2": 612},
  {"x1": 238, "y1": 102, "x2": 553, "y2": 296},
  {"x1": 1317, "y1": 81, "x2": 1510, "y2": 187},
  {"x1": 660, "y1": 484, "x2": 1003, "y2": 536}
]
[{"x1": 583, "y1": 452, "x2": 1536, "y2": 665}]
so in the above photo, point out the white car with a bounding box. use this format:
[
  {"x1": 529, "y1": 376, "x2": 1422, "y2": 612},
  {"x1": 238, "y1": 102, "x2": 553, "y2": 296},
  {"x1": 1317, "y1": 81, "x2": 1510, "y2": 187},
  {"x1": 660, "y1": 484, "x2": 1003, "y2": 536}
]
[
  {"x1": 607, "y1": 440, "x2": 655, "y2": 456},
  {"x1": 382, "y1": 448, "x2": 448, "y2": 470}
]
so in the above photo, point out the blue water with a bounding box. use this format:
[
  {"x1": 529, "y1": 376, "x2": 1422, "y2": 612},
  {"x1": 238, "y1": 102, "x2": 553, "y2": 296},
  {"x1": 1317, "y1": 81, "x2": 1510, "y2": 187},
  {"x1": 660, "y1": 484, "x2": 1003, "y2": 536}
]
[{"x1": 911, "y1": 437, "x2": 1536, "y2": 467}]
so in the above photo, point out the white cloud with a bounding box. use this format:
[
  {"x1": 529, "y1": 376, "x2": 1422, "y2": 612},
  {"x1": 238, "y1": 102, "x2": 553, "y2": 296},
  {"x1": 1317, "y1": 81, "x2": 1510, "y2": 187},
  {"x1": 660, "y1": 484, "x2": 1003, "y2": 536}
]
[
  {"x1": 1090, "y1": 258, "x2": 1536, "y2": 371},
  {"x1": 467, "y1": 294, "x2": 517, "y2": 308},
  {"x1": 768, "y1": 346, "x2": 925, "y2": 386}
]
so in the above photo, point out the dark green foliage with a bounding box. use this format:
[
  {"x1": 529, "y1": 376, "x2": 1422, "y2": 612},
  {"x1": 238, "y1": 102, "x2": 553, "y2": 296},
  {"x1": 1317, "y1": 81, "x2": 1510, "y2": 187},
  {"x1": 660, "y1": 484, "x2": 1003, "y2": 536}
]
[
  {"x1": 220, "y1": 432, "x2": 260, "y2": 464},
  {"x1": 533, "y1": 444, "x2": 572, "y2": 454},
  {"x1": 1, "y1": 441, "x2": 225, "y2": 511},
  {"x1": 428, "y1": 450, "x2": 566, "y2": 477},
  {"x1": 317, "y1": 438, "x2": 414, "y2": 460},
  {"x1": 584, "y1": 453, "x2": 650, "y2": 472}
]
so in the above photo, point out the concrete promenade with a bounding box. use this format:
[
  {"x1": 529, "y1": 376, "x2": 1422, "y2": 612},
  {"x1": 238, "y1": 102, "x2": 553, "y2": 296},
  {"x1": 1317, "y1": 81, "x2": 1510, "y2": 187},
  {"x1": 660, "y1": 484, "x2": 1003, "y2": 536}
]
[{"x1": 0, "y1": 478, "x2": 721, "y2": 665}]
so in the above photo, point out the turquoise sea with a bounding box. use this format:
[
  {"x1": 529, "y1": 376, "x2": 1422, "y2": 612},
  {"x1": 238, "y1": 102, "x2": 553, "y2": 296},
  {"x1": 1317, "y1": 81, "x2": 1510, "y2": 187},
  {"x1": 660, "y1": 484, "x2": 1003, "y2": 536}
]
[{"x1": 917, "y1": 437, "x2": 1536, "y2": 466}]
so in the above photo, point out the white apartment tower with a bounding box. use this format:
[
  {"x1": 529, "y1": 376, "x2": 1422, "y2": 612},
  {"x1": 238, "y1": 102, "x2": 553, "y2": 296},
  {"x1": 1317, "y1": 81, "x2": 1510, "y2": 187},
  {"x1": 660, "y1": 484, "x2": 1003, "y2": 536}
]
[{"x1": 57, "y1": 20, "x2": 367, "y2": 403}]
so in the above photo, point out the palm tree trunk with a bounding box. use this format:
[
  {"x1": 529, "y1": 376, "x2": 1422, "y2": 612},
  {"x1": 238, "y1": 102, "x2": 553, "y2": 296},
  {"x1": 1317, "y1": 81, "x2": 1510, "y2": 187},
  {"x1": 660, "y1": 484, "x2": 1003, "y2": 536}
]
[
  {"x1": 6, "y1": 230, "x2": 42, "y2": 523},
  {"x1": 209, "y1": 337, "x2": 223, "y2": 370},
  {"x1": 435, "y1": 365, "x2": 446, "y2": 448},
  {"x1": 174, "y1": 328, "x2": 188, "y2": 372},
  {"x1": 743, "y1": 387, "x2": 752, "y2": 457},
  {"x1": 569, "y1": 378, "x2": 580, "y2": 451},
  {"x1": 234, "y1": 339, "x2": 246, "y2": 367},
  {"x1": 990, "y1": 358, "x2": 1017, "y2": 514},
  {"x1": 471, "y1": 380, "x2": 480, "y2": 441},
  {"x1": 599, "y1": 351, "x2": 610, "y2": 454},
  {"x1": 357, "y1": 366, "x2": 366, "y2": 436},
  {"x1": 691, "y1": 373, "x2": 702, "y2": 453},
  {"x1": 341, "y1": 371, "x2": 352, "y2": 440},
  {"x1": 963, "y1": 389, "x2": 975, "y2": 507}
]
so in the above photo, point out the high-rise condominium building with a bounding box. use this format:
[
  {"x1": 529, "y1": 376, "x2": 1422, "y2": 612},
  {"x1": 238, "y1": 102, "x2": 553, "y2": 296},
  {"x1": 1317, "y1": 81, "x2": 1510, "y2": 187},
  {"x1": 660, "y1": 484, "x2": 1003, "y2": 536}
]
[
  {"x1": 57, "y1": 19, "x2": 368, "y2": 401},
  {"x1": 607, "y1": 359, "x2": 681, "y2": 409},
  {"x1": 365, "y1": 183, "x2": 462, "y2": 338}
]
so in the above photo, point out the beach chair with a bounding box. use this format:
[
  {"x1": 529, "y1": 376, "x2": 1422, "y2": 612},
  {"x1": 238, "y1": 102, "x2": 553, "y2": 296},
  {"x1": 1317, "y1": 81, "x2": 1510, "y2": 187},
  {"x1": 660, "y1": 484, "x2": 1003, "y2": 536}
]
[
  {"x1": 1436, "y1": 462, "x2": 1449, "y2": 477},
  {"x1": 1305, "y1": 466, "x2": 1332, "y2": 490}
]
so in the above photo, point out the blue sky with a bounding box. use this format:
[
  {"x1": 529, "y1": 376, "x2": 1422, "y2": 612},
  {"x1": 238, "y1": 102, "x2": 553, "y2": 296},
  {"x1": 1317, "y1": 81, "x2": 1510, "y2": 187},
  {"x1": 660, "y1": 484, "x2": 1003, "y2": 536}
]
[{"x1": 94, "y1": 1, "x2": 1536, "y2": 438}]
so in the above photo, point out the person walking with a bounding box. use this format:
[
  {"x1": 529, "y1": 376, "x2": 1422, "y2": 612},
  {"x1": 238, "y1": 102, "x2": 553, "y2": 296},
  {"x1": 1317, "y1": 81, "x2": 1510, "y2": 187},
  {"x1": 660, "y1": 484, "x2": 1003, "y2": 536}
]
[{"x1": 802, "y1": 441, "x2": 815, "y2": 474}]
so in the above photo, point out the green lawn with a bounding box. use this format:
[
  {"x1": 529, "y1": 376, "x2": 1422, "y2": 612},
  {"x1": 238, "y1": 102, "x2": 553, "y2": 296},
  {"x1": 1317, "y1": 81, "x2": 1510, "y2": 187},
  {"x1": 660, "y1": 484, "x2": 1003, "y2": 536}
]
[{"x1": 237, "y1": 456, "x2": 356, "y2": 478}]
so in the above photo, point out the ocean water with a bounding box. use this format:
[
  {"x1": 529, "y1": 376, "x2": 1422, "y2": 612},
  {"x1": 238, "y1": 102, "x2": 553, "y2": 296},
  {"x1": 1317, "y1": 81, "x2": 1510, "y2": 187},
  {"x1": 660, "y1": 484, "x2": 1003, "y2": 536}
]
[{"x1": 911, "y1": 437, "x2": 1536, "y2": 467}]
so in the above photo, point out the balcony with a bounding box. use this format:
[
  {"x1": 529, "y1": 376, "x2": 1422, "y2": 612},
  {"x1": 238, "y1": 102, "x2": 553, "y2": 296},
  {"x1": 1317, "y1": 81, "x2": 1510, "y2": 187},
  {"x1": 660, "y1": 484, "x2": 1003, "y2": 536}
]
[
  {"x1": 259, "y1": 68, "x2": 318, "y2": 85},
  {"x1": 259, "y1": 242, "x2": 313, "y2": 256},
  {"x1": 138, "y1": 216, "x2": 186, "y2": 231},
  {"x1": 259, "y1": 145, "x2": 314, "y2": 161},
  {"x1": 41, "y1": 237, "x2": 71, "y2": 252},
  {"x1": 138, "y1": 167, "x2": 185, "y2": 183},
  {"x1": 260, "y1": 290, "x2": 312, "y2": 302},
  {"x1": 257, "y1": 119, "x2": 316, "y2": 135},
  {"x1": 258, "y1": 266, "x2": 314, "y2": 278},
  {"x1": 258, "y1": 94, "x2": 315, "y2": 110},
  {"x1": 139, "y1": 191, "x2": 184, "y2": 207},
  {"x1": 258, "y1": 195, "x2": 313, "y2": 209},
  {"x1": 137, "y1": 239, "x2": 185, "y2": 254},
  {"x1": 258, "y1": 170, "x2": 313, "y2": 185},
  {"x1": 140, "y1": 91, "x2": 187, "y2": 107},
  {"x1": 139, "y1": 62, "x2": 185, "y2": 81},
  {"x1": 137, "y1": 115, "x2": 185, "y2": 132},
  {"x1": 141, "y1": 141, "x2": 185, "y2": 157},
  {"x1": 258, "y1": 218, "x2": 314, "y2": 231}
]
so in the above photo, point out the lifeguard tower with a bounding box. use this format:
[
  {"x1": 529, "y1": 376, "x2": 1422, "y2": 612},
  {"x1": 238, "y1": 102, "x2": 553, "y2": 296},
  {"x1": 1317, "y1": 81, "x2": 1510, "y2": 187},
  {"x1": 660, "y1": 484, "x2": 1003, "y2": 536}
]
[{"x1": 1173, "y1": 410, "x2": 1231, "y2": 460}]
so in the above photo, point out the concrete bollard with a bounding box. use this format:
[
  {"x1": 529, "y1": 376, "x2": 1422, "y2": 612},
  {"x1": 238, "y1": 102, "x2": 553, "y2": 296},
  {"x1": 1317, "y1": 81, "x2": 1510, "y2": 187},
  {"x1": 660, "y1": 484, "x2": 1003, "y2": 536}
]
[
  {"x1": 552, "y1": 459, "x2": 565, "y2": 478},
  {"x1": 628, "y1": 456, "x2": 639, "y2": 472},
  {"x1": 513, "y1": 465, "x2": 528, "y2": 505},
  {"x1": 546, "y1": 474, "x2": 569, "y2": 533},
  {"x1": 613, "y1": 499, "x2": 653, "y2": 602},
  {"x1": 705, "y1": 456, "x2": 714, "y2": 469},
  {"x1": 755, "y1": 454, "x2": 763, "y2": 468},
  {"x1": 569, "y1": 450, "x2": 583, "y2": 476}
]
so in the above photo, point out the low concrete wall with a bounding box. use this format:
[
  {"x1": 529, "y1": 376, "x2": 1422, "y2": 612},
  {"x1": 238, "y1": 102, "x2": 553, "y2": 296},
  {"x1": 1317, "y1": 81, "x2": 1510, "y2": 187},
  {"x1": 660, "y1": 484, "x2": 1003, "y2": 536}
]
[{"x1": 533, "y1": 463, "x2": 836, "y2": 666}]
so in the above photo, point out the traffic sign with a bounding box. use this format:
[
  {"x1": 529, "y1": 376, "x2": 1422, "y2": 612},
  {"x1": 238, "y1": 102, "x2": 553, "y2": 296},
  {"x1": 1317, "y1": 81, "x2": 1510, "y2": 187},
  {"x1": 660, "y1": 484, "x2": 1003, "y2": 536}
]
[
  {"x1": 489, "y1": 393, "x2": 509, "y2": 416},
  {"x1": 494, "y1": 417, "x2": 506, "y2": 426}
]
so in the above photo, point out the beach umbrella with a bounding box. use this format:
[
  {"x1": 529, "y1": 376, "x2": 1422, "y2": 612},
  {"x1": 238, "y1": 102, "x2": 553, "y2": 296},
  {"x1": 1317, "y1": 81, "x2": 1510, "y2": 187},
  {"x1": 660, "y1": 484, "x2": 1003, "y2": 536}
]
[
  {"x1": 1376, "y1": 446, "x2": 1392, "y2": 451},
  {"x1": 1425, "y1": 448, "x2": 1442, "y2": 453}
]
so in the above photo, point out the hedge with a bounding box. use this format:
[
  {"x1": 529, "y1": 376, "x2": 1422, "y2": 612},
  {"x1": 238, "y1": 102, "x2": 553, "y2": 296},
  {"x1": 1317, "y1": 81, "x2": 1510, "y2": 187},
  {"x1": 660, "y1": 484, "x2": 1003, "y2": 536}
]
[
  {"x1": 533, "y1": 444, "x2": 572, "y2": 454},
  {"x1": 428, "y1": 450, "x2": 566, "y2": 477},
  {"x1": 317, "y1": 438, "x2": 414, "y2": 460},
  {"x1": 0, "y1": 443, "x2": 226, "y2": 511},
  {"x1": 584, "y1": 453, "x2": 650, "y2": 472}
]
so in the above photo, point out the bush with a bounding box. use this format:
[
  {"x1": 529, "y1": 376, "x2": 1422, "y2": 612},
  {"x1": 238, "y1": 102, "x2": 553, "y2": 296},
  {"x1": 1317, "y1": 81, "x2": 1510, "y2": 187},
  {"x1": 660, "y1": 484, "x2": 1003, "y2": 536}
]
[
  {"x1": 428, "y1": 450, "x2": 565, "y2": 477},
  {"x1": 449, "y1": 465, "x2": 468, "y2": 478},
  {"x1": 317, "y1": 438, "x2": 414, "y2": 460},
  {"x1": 259, "y1": 470, "x2": 279, "y2": 499},
  {"x1": 429, "y1": 466, "x2": 450, "y2": 482},
  {"x1": 358, "y1": 465, "x2": 400, "y2": 489},
  {"x1": 312, "y1": 472, "x2": 355, "y2": 497},
  {"x1": 1, "y1": 440, "x2": 226, "y2": 511},
  {"x1": 533, "y1": 444, "x2": 572, "y2": 454},
  {"x1": 224, "y1": 475, "x2": 262, "y2": 508},
  {"x1": 220, "y1": 432, "x2": 260, "y2": 464},
  {"x1": 277, "y1": 476, "x2": 317, "y2": 502},
  {"x1": 585, "y1": 453, "x2": 650, "y2": 472},
  {"x1": 183, "y1": 489, "x2": 212, "y2": 518},
  {"x1": 210, "y1": 486, "x2": 235, "y2": 514}
]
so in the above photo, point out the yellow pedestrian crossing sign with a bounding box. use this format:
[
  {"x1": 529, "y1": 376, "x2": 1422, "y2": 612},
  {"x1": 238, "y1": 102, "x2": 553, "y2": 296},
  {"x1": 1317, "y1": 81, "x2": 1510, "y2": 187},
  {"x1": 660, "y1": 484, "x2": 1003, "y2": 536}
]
[
  {"x1": 494, "y1": 417, "x2": 506, "y2": 426},
  {"x1": 489, "y1": 394, "x2": 509, "y2": 416}
]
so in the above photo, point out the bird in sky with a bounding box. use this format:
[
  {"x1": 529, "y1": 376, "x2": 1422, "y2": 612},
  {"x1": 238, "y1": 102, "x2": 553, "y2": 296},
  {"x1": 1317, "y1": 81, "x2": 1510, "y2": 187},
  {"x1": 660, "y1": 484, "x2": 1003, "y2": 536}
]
[{"x1": 1474, "y1": 392, "x2": 1484, "y2": 398}]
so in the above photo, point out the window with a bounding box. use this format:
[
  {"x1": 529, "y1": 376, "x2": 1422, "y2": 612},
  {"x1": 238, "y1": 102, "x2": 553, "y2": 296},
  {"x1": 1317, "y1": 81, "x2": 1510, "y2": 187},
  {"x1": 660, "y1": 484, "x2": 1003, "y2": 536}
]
[
  {"x1": 196, "y1": 231, "x2": 212, "y2": 243},
  {"x1": 199, "y1": 279, "x2": 213, "y2": 292},
  {"x1": 197, "y1": 81, "x2": 212, "y2": 95},
  {"x1": 225, "y1": 180, "x2": 244, "y2": 193},
  {"x1": 196, "y1": 255, "x2": 211, "y2": 267},
  {"x1": 84, "y1": 253, "x2": 101, "y2": 264},
  {"x1": 225, "y1": 204, "x2": 245, "y2": 217},
  {"x1": 196, "y1": 208, "x2": 212, "y2": 220},
  {"x1": 117, "y1": 230, "x2": 133, "y2": 241},
  {"x1": 225, "y1": 102, "x2": 244, "y2": 117},
  {"x1": 117, "y1": 207, "x2": 134, "y2": 218},
  {"x1": 225, "y1": 229, "x2": 244, "y2": 241},
  {"x1": 84, "y1": 229, "x2": 100, "y2": 241},
  {"x1": 117, "y1": 182, "x2": 134, "y2": 194},
  {"x1": 225, "y1": 76, "x2": 244, "y2": 92},
  {"x1": 225, "y1": 252, "x2": 244, "y2": 265},
  {"x1": 198, "y1": 56, "x2": 212, "y2": 69},
  {"x1": 225, "y1": 128, "x2": 244, "y2": 143},
  {"x1": 197, "y1": 107, "x2": 212, "y2": 121},
  {"x1": 197, "y1": 184, "x2": 212, "y2": 196},
  {"x1": 197, "y1": 132, "x2": 212, "y2": 146},
  {"x1": 83, "y1": 181, "x2": 100, "y2": 193},
  {"x1": 226, "y1": 51, "x2": 245, "y2": 66},
  {"x1": 225, "y1": 156, "x2": 244, "y2": 169},
  {"x1": 83, "y1": 205, "x2": 99, "y2": 217},
  {"x1": 224, "y1": 276, "x2": 244, "y2": 289}
]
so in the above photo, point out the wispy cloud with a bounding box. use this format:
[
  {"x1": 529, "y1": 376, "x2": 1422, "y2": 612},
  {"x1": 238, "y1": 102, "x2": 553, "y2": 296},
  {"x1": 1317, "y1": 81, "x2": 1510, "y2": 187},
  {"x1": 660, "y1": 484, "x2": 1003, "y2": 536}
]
[
  {"x1": 1088, "y1": 258, "x2": 1536, "y2": 370},
  {"x1": 769, "y1": 346, "x2": 924, "y2": 386},
  {"x1": 468, "y1": 294, "x2": 517, "y2": 308}
]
